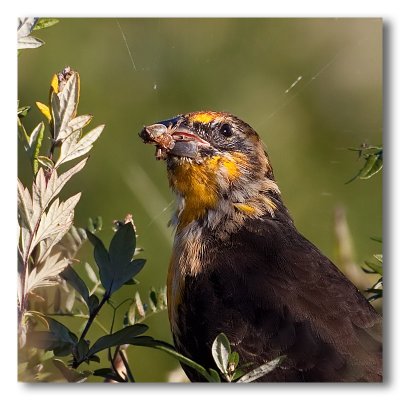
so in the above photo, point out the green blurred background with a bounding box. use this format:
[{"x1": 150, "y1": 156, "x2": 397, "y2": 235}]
[{"x1": 18, "y1": 18, "x2": 382, "y2": 382}]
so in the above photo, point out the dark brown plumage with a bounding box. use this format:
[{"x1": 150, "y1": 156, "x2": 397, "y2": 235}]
[{"x1": 140, "y1": 111, "x2": 382, "y2": 382}]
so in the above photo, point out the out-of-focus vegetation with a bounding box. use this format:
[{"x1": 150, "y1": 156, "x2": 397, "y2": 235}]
[{"x1": 18, "y1": 18, "x2": 382, "y2": 381}]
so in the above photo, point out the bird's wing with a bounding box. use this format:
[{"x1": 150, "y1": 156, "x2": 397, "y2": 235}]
[{"x1": 206, "y1": 217, "x2": 382, "y2": 381}]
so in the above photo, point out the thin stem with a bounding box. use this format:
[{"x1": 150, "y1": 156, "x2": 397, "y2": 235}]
[
  {"x1": 119, "y1": 349, "x2": 135, "y2": 382},
  {"x1": 78, "y1": 294, "x2": 109, "y2": 344}
]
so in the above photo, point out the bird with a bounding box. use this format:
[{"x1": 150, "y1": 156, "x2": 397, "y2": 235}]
[{"x1": 139, "y1": 111, "x2": 382, "y2": 382}]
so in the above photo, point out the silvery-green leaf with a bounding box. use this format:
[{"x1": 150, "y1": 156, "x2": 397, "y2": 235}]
[
  {"x1": 57, "y1": 114, "x2": 93, "y2": 142},
  {"x1": 51, "y1": 73, "x2": 79, "y2": 141},
  {"x1": 237, "y1": 356, "x2": 284, "y2": 383},
  {"x1": 56, "y1": 125, "x2": 104, "y2": 166},
  {"x1": 211, "y1": 333, "x2": 231, "y2": 375},
  {"x1": 17, "y1": 18, "x2": 38, "y2": 39},
  {"x1": 31, "y1": 193, "x2": 81, "y2": 250},
  {"x1": 52, "y1": 225, "x2": 87, "y2": 261},
  {"x1": 36, "y1": 226, "x2": 72, "y2": 264},
  {"x1": 26, "y1": 253, "x2": 69, "y2": 293},
  {"x1": 18, "y1": 35, "x2": 44, "y2": 50},
  {"x1": 28, "y1": 121, "x2": 44, "y2": 147},
  {"x1": 37, "y1": 156, "x2": 54, "y2": 170},
  {"x1": 84, "y1": 262, "x2": 98, "y2": 284},
  {"x1": 17, "y1": 179, "x2": 33, "y2": 231},
  {"x1": 31, "y1": 160, "x2": 87, "y2": 229}
]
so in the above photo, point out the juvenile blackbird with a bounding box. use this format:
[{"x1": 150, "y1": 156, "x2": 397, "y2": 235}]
[{"x1": 139, "y1": 111, "x2": 382, "y2": 382}]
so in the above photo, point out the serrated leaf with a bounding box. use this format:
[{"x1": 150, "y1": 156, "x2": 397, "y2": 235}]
[
  {"x1": 237, "y1": 356, "x2": 284, "y2": 383},
  {"x1": 87, "y1": 224, "x2": 145, "y2": 296},
  {"x1": 18, "y1": 35, "x2": 44, "y2": 49},
  {"x1": 17, "y1": 179, "x2": 33, "y2": 232},
  {"x1": 61, "y1": 265, "x2": 90, "y2": 307},
  {"x1": 33, "y1": 18, "x2": 60, "y2": 31},
  {"x1": 31, "y1": 160, "x2": 87, "y2": 234},
  {"x1": 53, "y1": 359, "x2": 90, "y2": 383},
  {"x1": 212, "y1": 333, "x2": 231, "y2": 375},
  {"x1": 58, "y1": 114, "x2": 93, "y2": 142},
  {"x1": 31, "y1": 193, "x2": 81, "y2": 251},
  {"x1": 56, "y1": 124, "x2": 104, "y2": 167},
  {"x1": 28, "y1": 122, "x2": 45, "y2": 174},
  {"x1": 36, "y1": 101, "x2": 51, "y2": 121},
  {"x1": 51, "y1": 73, "x2": 79, "y2": 142},
  {"x1": 26, "y1": 253, "x2": 69, "y2": 293},
  {"x1": 86, "y1": 324, "x2": 148, "y2": 359},
  {"x1": 17, "y1": 18, "x2": 39, "y2": 38}
]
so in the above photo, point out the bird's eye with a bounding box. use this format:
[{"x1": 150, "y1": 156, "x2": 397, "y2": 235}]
[{"x1": 219, "y1": 123, "x2": 233, "y2": 138}]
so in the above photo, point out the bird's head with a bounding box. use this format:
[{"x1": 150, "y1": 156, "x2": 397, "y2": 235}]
[{"x1": 139, "y1": 111, "x2": 285, "y2": 233}]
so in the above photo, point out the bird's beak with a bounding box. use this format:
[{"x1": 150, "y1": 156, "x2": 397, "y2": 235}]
[{"x1": 139, "y1": 117, "x2": 210, "y2": 160}]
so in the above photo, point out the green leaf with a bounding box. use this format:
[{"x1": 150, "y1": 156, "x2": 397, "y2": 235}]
[
  {"x1": 231, "y1": 368, "x2": 246, "y2": 381},
  {"x1": 347, "y1": 147, "x2": 383, "y2": 183},
  {"x1": 47, "y1": 317, "x2": 78, "y2": 344},
  {"x1": 109, "y1": 222, "x2": 136, "y2": 270},
  {"x1": 87, "y1": 216, "x2": 103, "y2": 233},
  {"x1": 61, "y1": 265, "x2": 90, "y2": 306},
  {"x1": 88, "y1": 294, "x2": 100, "y2": 315},
  {"x1": 28, "y1": 317, "x2": 77, "y2": 356},
  {"x1": 128, "y1": 337, "x2": 219, "y2": 382},
  {"x1": 212, "y1": 333, "x2": 231, "y2": 375},
  {"x1": 86, "y1": 324, "x2": 149, "y2": 359},
  {"x1": 73, "y1": 339, "x2": 90, "y2": 363},
  {"x1": 18, "y1": 105, "x2": 31, "y2": 117},
  {"x1": 86, "y1": 230, "x2": 113, "y2": 294},
  {"x1": 86, "y1": 225, "x2": 145, "y2": 296},
  {"x1": 359, "y1": 153, "x2": 383, "y2": 179},
  {"x1": 93, "y1": 368, "x2": 126, "y2": 382},
  {"x1": 364, "y1": 261, "x2": 383, "y2": 275},
  {"x1": 149, "y1": 288, "x2": 158, "y2": 311},
  {"x1": 53, "y1": 359, "x2": 91, "y2": 383},
  {"x1": 237, "y1": 356, "x2": 284, "y2": 383},
  {"x1": 29, "y1": 122, "x2": 45, "y2": 174},
  {"x1": 33, "y1": 18, "x2": 60, "y2": 31},
  {"x1": 208, "y1": 368, "x2": 222, "y2": 382},
  {"x1": 37, "y1": 156, "x2": 54, "y2": 170},
  {"x1": 228, "y1": 351, "x2": 239, "y2": 370}
]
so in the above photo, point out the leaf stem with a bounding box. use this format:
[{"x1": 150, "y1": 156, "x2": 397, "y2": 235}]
[
  {"x1": 79, "y1": 294, "x2": 109, "y2": 343},
  {"x1": 119, "y1": 349, "x2": 135, "y2": 382}
]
